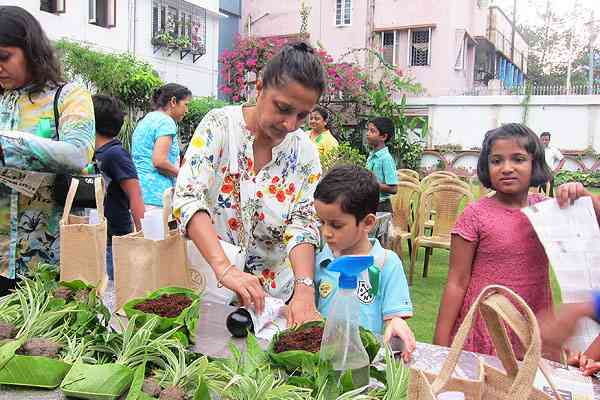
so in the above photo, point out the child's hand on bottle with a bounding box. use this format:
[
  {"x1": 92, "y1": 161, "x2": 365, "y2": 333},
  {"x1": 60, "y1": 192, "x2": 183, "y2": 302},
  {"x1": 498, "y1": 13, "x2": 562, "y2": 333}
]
[{"x1": 383, "y1": 317, "x2": 416, "y2": 362}]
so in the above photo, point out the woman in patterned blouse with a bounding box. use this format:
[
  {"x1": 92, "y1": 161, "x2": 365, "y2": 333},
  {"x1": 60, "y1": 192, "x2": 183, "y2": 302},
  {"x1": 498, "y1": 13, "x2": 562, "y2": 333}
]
[
  {"x1": 0, "y1": 6, "x2": 95, "y2": 295},
  {"x1": 174, "y1": 43, "x2": 325, "y2": 325}
]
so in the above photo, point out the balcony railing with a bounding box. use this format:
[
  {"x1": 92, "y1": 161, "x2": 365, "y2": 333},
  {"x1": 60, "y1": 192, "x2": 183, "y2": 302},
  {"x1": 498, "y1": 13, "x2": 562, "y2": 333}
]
[{"x1": 412, "y1": 84, "x2": 600, "y2": 97}]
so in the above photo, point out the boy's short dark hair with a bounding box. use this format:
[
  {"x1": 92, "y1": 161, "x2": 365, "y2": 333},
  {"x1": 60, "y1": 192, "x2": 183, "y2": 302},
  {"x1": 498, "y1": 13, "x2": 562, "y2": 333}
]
[
  {"x1": 315, "y1": 164, "x2": 379, "y2": 224},
  {"x1": 369, "y1": 117, "x2": 395, "y2": 143},
  {"x1": 477, "y1": 123, "x2": 551, "y2": 189},
  {"x1": 93, "y1": 95, "x2": 125, "y2": 138},
  {"x1": 540, "y1": 131, "x2": 551, "y2": 138}
]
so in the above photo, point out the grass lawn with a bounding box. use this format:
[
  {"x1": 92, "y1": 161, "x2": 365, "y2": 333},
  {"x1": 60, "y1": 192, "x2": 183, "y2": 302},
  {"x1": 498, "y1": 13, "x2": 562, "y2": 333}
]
[
  {"x1": 403, "y1": 245, "x2": 563, "y2": 344},
  {"x1": 401, "y1": 182, "x2": 595, "y2": 343}
]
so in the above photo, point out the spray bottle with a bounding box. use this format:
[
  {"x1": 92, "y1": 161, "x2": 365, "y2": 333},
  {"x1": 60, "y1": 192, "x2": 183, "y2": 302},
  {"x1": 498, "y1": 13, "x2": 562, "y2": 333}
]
[{"x1": 319, "y1": 255, "x2": 374, "y2": 389}]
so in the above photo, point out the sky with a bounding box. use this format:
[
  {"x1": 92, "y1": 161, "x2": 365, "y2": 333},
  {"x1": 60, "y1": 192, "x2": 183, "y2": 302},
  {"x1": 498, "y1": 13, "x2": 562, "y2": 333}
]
[
  {"x1": 490, "y1": 0, "x2": 600, "y2": 66},
  {"x1": 491, "y1": 0, "x2": 600, "y2": 27}
]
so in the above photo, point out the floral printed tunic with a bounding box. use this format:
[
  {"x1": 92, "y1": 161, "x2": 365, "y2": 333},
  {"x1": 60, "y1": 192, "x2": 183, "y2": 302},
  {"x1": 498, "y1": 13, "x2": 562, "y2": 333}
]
[
  {"x1": 0, "y1": 83, "x2": 95, "y2": 279},
  {"x1": 174, "y1": 105, "x2": 321, "y2": 301}
]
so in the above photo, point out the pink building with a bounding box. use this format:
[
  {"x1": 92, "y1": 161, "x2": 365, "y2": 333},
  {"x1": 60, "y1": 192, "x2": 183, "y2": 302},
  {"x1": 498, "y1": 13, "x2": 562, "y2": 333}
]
[{"x1": 241, "y1": 0, "x2": 528, "y2": 96}]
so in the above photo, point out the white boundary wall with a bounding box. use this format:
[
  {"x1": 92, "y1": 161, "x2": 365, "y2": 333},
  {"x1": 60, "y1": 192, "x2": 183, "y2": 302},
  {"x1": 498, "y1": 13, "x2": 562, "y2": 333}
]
[{"x1": 408, "y1": 96, "x2": 600, "y2": 152}]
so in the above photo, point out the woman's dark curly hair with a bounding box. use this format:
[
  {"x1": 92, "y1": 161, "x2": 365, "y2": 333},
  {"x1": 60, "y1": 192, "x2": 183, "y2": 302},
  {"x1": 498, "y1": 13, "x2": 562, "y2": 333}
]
[{"x1": 0, "y1": 6, "x2": 64, "y2": 96}]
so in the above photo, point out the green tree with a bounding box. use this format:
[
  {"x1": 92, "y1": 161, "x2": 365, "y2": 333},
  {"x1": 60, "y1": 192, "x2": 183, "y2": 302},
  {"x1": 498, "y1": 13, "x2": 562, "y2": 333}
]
[{"x1": 55, "y1": 40, "x2": 164, "y2": 148}]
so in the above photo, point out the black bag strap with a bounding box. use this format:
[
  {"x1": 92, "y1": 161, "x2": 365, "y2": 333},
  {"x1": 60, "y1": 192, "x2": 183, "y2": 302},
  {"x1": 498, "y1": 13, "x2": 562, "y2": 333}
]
[{"x1": 53, "y1": 84, "x2": 66, "y2": 139}]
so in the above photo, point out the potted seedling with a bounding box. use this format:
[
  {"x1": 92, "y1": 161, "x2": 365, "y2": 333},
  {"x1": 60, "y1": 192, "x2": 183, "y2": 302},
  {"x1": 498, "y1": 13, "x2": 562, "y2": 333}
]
[
  {"x1": 268, "y1": 320, "x2": 380, "y2": 372},
  {"x1": 132, "y1": 345, "x2": 209, "y2": 400},
  {"x1": 124, "y1": 287, "x2": 201, "y2": 346},
  {"x1": 0, "y1": 277, "x2": 79, "y2": 389},
  {"x1": 60, "y1": 315, "x2": 181, "y2": 400}
]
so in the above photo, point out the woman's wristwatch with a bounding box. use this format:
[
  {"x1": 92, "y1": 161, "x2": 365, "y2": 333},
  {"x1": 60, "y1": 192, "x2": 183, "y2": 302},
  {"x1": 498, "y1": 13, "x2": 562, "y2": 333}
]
[{"x1": 294, "y1": 276, "x2": 315, "y2": 289}]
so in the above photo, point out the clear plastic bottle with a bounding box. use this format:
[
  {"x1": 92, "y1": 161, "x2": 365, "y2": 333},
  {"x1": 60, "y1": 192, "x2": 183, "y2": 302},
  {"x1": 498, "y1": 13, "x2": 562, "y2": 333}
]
[{"x1": 319, "y1": 255, "x2": 374, "y2": 389}]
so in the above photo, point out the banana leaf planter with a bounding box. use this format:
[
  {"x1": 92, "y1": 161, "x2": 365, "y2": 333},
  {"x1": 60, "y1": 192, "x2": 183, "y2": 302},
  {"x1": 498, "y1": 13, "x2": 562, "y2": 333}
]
[
  {"x1": 123, "y1": 287, "x2": 201, "y2": 346},
  {"x1": 60, "y1": 362, "x2": 134, "y2": 400},
  {"x1": 267, "y1": 320, "x2": 380, "y2": 372},
  {"x1": 0, "y1": 337, "x2": 71, "y2": 389}
]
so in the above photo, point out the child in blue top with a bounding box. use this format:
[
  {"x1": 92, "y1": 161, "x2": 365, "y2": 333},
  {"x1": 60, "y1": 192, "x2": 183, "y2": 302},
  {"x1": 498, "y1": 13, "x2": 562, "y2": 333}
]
[{"x1": 314, "y1": 164, "x2": 415, "y2": 361}]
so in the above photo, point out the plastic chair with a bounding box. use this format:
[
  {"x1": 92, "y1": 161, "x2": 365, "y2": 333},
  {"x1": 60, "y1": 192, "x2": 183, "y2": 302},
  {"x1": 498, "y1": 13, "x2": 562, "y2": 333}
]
[
  {"x1": 409, "y1": 184, "x2": 473, "y2": 285},
  {"x1": 420, "y1": 173, "x2": 450, "y2": 189},
  {"x1": 398, "y1": 173, "x2": 420, "y2": 186},
  {"x1": 388, "y1": 181, "x2": 420, "y2": 263},
  {"x1": 397, "y1": 169, "x2": 420, "y2": 181},
  {"x1": 429, "y1": 170, "x2": 458, "y2": 179}
]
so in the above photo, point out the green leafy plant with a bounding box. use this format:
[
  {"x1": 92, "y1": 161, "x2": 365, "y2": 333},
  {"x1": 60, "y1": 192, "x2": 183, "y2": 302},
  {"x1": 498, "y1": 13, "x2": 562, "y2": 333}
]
[
  {"x1": 61, "y1": 316, "x2": 181, "y2": 399},
  {"x1": 56, "y1": 39, "x2": 164, "y2": 149},
  {"x1": 320, "y1": 142, "x2": 367, "y2": 172},
  {"x1": 554, "y1": 170, "x2": 600, "y2": 187},
  {"x1": 202, "y1": 334, "x2": 312, "y2": 400},
  {"x1": 142, "y1": 345, "x2": 208, "y2": 399},
  {"x1": 179, "y1": 96, "x2": 228, "y2": 147}
]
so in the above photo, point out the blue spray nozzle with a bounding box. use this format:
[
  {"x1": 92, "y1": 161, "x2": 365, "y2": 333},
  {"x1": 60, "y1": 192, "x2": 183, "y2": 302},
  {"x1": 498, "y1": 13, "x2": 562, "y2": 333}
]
[{"x1": 328, "y1": 255, "x2": 374, "y2": 289}]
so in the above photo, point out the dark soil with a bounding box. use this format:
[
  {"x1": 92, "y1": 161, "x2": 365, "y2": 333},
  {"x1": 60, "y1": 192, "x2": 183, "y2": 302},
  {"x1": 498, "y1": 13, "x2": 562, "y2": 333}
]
[
  {"x1": 142, "y1": 378, "x2": 162, "y2": 397},
  {"x1": 73, "y1": 289, "x2": 90, "y2": 303},
  {"x1": 159, "y1": 385, "x2": 186, "y2": 400},
  {"x1": 18, "y1": 338, "x2": 62, "y2": 358},
  {"x1": 274, "y1": 325, "x2": 324, "y2": 353},
  {"x1": 134, "y1": 294, "x2": 192, "y2": 318},
  {"x1": 0, "y1": 321, "x2": 16, "y2": 340},
  {"x1": 53, "y1": 287, "x2": 73, "y2": 301}
]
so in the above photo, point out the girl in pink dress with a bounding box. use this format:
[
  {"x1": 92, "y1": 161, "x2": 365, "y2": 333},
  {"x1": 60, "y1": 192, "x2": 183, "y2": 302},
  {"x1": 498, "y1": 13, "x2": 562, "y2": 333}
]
[{"x1": 434, "y1": 123, "x2": 553, "y2": 358}]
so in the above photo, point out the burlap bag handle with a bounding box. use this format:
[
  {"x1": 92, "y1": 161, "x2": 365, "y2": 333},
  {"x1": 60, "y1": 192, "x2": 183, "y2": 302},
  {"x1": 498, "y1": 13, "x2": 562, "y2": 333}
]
[
  {"x1": 430, "y1": 285, "x2": 560, "y2": 400},
  {"x1": 162, "y1": 188, "x2": 176, "y2": 238},
  {"x1": 61, "y1": 177, "x2": 105, "y2": 223},
  {"x1": 162, "y1": 187, "x2": 206, "y2": 294}
]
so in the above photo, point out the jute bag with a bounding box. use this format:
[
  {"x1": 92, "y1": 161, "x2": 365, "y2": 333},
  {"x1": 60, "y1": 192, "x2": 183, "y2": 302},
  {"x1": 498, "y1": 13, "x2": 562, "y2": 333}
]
[
  {"x1": 409, "y1": 285, "x2": 560, "y2": 400},
  {"x1": 112, "y1": 189, "x2": 194, "y2": 312},
  {"x1": 59, "y1": 177, "x2": 108, "y2": 295}
]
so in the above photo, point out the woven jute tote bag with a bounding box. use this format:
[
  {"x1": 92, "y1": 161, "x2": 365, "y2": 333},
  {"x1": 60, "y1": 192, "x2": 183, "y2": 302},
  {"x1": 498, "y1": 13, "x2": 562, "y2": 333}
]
[{"x1": 409, "y1": 285, "x2": 560, "y2": 400}]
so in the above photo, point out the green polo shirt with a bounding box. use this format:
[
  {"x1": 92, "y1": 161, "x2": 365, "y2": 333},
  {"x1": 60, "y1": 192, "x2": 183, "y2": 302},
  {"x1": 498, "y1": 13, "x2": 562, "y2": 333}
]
[{"x1": 367, "y1": 146, "x2": 398, "y2": 202}]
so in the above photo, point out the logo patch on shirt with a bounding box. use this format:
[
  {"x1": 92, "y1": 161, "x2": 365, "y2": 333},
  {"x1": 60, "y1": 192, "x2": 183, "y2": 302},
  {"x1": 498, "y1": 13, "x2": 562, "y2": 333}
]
[
  {"x1": 357, "y1": 280, "x2": 374, "y2": 304},
  {"x1": 319, "y1": 280, "x2": 333, "y2": 299}
]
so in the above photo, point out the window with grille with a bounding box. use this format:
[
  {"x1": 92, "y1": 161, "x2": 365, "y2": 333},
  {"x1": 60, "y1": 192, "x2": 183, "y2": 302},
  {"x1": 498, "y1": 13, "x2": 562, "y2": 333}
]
[
  {"x1": 89, "y1": 0, "x2": 116, "y2": 28},
  {"x1": 152, "y1": 0, "x2": 207, "y2": 56},
  {"x1": 410, "y1": 29, "x2": 431, "y2": 66},
  {"x1": 40, "y1": 0, "x2": 65, "y2": 14},
  {"x1": 381, "y1": 31, "x2": 396, "y2": 65},
  {"x1": 335, "y1": 0, "x2": 351, "y2": 26}
]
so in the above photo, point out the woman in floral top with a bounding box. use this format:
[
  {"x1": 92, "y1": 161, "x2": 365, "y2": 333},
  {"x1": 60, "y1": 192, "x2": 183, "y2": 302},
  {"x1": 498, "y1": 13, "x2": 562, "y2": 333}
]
[
  {"x1": 0, "y1": 6, "x2": 95, "y2": 295},
  {"x1": 174, "y1": 42, "x2": 325, "y2": 325}
]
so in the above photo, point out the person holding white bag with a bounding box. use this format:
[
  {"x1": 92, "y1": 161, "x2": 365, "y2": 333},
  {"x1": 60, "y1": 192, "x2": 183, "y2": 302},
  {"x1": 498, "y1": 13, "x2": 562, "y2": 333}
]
[{"x1": 174, "y1": 42, "x2": 325, "y2": 326}]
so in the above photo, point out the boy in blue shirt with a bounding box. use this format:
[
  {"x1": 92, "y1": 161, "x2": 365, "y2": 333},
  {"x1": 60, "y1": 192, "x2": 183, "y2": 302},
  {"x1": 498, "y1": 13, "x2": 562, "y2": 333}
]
[
  {"x1": 366, "y1": 117, "x2": 398, "y2": 213},
  {"x1": 93, "y1": 95, "x2": 145, "y2": 280},
  {"x1": 314, "y1": 164, "x2": 415, "y2": 361}
]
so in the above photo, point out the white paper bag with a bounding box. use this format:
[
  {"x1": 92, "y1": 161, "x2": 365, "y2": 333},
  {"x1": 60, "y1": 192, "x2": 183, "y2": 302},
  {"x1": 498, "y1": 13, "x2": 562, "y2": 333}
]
[{"x1": 186, "y1": 240, "x2": 245, "y2": 304}]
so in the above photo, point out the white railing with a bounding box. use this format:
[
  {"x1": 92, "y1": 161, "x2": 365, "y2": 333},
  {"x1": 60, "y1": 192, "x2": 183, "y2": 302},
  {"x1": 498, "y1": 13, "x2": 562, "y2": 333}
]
[{"x1": 416, "y1": 85, "x2": 600, "y2": 97}]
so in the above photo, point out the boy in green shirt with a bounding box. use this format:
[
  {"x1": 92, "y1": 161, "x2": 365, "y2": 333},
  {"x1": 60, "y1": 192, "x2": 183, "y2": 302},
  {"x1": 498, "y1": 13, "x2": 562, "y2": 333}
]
[{"x1": 366, "y1": 117, "x2": 398, "y2": 212}]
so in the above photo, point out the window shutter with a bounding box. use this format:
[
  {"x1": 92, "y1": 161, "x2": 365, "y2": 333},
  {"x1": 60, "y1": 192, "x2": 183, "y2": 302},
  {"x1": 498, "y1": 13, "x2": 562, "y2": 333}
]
[
  {"x1": 344, "y1": 0, "x2": 351, "y2": 25},
  {"x1": 411, "y1": 29, "x2": 430, "y2": 66},
  {"x1": 89, "y1": 0, "x2": 97, "y2": 23},
  {"x1": 382, "y1": 31, "x2": 395, "y2": 65}
]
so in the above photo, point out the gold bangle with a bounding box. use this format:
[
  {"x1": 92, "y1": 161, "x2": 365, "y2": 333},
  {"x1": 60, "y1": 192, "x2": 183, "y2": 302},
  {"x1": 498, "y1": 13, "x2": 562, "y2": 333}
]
[{"x1": 216, "y1": 264, "x2": 235, "y2": 288}]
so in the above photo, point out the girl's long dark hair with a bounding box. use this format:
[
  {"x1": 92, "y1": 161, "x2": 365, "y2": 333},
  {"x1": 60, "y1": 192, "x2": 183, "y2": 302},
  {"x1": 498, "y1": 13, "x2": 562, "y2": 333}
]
[
  {"x1": 0, "y1": 6, "x2": 64, "y2": 96},
  {"x1": 477, "y1": 123, "x2": 551, "y2": 189}
]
